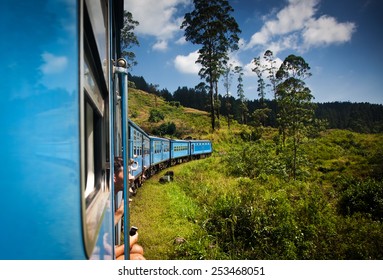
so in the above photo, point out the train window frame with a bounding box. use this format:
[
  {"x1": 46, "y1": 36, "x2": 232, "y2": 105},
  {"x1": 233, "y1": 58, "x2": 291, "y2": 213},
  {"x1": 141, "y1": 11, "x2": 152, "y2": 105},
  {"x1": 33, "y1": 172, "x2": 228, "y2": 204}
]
[
  {"x1": 80, "y1": 0, "x2": 111, "y2": 258},
  {"x1": 84, "y1": 0, "x2": 108, "y2": 85}
]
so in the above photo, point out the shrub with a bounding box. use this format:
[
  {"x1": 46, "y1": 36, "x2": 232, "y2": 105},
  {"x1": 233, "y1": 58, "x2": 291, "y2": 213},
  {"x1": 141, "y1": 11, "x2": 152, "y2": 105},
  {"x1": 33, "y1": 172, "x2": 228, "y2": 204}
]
[
  {"x1": 152, "y1": 122, "x2": 177, "y2": 136},
  {"x1": 148, "y1": 109, "x2": 164, "y2": 123},
  {"x1": 338, "y1": 178, "x2": 383, "y2": 221},
  {"x1": 222, "y1": 140, "x2": 286, "y2": 180}
]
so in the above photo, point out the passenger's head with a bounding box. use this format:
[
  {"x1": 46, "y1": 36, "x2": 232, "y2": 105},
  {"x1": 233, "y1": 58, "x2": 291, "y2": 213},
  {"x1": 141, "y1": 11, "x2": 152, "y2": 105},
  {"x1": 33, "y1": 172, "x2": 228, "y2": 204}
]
[{"x1": 114, "y1": 157, "x2": 124, "y2": 193}]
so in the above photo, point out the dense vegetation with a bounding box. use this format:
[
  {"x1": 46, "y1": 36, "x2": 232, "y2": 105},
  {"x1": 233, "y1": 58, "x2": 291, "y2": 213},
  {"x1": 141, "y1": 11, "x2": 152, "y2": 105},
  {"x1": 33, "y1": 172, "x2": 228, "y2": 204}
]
[
  {"x1": 129, "y1": 73, "x2": 383, "y2": 134},
  {"x1": 129, "y1": 89, "x2": 383, "y2": 260}
]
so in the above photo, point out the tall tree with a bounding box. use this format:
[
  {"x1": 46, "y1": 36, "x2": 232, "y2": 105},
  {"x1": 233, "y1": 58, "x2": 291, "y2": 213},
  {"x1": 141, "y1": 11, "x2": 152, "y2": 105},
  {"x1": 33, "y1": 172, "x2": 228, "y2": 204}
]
[
  {"x1": 253, "y1": 57, "x2": 266, "y2": 105},
  {"x1": 276, "y1": 55, "x2": 315, "y2": 180},
  {"x1": 234, "y1": 66, "x2": 248, "y2": 124},
  {"x1": 252, "y1": 53, "x2": 275, "y2": 128},
  {"x1": 263, "y1": 50, "x2": 279, "y2": 100},
  {"x1": 121, "y1": 11, "x2": 139, "y2": 70},
  {"x1": 181, "y1": 0, "x2": 241, "y2": 130},
  {"x1": 252, "y1": 50, "x2": 279, "y2": 101},
  {"x1": 222, "y1": 62, "x2": 233, "y2": 129}
]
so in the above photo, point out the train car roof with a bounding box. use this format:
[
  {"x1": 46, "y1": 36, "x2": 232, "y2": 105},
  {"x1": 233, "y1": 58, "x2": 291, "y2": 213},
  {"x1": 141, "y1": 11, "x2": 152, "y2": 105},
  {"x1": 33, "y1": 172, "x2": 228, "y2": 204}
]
[
  {"x1": 128, "y1": 119, "x2": 150, "y2": 137},
  {"x1": 149, "y1": 135, "x2": 170, "y2": 141},
  {"x1": 170, "y1": 139, "x2": 190, "y2": 143},
  {"x1": 189, "y1": 139, "x2": 211, "y2": 143}
]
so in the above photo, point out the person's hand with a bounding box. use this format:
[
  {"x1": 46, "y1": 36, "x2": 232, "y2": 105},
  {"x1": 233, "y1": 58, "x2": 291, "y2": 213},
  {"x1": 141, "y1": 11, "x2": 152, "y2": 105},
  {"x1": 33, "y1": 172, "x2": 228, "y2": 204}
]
[
  {"x1": 129, "y1": 232, "x2": 138, "y2": 248},
  {"x1": 117, "y1": 199, "x2": 124, "y2": 214}
]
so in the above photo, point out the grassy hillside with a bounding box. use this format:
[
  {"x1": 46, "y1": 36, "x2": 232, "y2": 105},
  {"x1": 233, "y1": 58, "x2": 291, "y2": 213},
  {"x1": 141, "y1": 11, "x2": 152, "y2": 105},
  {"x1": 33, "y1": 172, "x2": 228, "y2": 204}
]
[
  {"x1": 128, "y1": 90, "x2": 383, "y2": 260},
  {"x1": 128, "y1": 88, "x2": 212, "y2": 139}
]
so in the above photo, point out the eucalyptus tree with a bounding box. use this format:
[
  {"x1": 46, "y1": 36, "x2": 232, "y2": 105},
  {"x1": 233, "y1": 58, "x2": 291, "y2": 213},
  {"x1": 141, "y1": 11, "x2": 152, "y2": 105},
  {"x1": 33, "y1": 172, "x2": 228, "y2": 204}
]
[
  {"x1": 181, "y1": 0, "x2": 241, "y2": 130},
  {"x1": 276, "y1": 54, "x2": 315, "y2": 180},
  {"x1": 264, "y1": 50, "x2": 279, "y2": 99},
  {"x1": 222, "y1": 62, "x2": 234, "y2": 129},
  {"x1": 252, "y1": 56, "x2": 270, "y2": 127},
  {"x1": 234, "y1": 66, "x2": 248, "y2": 124},
  {"x1": 253, "y1": 57, "x2": 266, "y2": 105},
  {"x1": 252, "y1": 50, "x2": 279, "y2": 102},
  {"x1": 121, "y1": 11, "x2": 139, "y2": 70}
]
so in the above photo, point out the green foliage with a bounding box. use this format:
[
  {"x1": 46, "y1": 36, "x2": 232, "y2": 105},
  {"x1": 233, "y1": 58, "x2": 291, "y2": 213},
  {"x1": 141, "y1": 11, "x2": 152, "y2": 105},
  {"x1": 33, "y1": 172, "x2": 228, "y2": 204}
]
[
  {"x1": 152, "y1": 122, "x2": 177, "y2": 137},
  {"x1": 181, "y1": 0, "x2": 241, "y2": 130},
  {"x1": 316, "y1": 102, "x2": 383, "y2": 133},
  {"x1": 222, "y1": 140, "x2": 286, "y2": 180},
  {"x1": 169, "y1": 101, "x2": 181, "y2": 107},
  {"x1": 148, "y1": 108, "x2": 165, "y2": 123},
  {"x1": 129, "y1": 87, "x2": 383, "y2": 260},
  {"x1": 338, "y1": 177, "x2": 383, "y2": 221},
  {"x1": 121, "y1": 11, "x2": 139, "y2": 70}
]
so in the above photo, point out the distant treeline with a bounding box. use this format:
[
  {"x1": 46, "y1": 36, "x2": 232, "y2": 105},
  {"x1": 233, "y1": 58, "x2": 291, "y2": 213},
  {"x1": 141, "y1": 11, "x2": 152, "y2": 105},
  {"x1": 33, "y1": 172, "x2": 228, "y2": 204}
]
[{"x1": 128, "y1": 74, "x2": 383, "y2": 133}]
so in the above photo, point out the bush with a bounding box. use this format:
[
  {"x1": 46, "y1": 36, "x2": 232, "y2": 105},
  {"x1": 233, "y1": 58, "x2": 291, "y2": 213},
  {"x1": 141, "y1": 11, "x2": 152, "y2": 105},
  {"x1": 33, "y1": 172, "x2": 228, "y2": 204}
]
[
  {"x1": 222, "y1": 140, "x2": 286, "y2": 180},
  {"x1": 152, "y1": 122, "x2": 177, "y2": 136},
  {"x1": 148, "y1": 109, "x2": 164, "y2": 123},
  {"x1": 338, "y1": 178, "x2": 383, "y2": 221}
]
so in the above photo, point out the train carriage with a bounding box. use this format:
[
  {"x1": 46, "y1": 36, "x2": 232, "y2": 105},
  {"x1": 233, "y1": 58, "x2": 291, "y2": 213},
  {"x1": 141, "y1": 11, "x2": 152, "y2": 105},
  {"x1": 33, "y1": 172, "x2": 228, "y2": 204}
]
[
  {"x1": 149, "y1": 136, "x2": 171, "y2": 172},
  {"x1": 170, "y1": 139, "x2": 191, "y2": 164},
  {"x1": 190, "y1": 140, "x2": 213, "y2": 158},
  {"x1": 128, "y1": 120, "x2": 150, "y2": 183}
]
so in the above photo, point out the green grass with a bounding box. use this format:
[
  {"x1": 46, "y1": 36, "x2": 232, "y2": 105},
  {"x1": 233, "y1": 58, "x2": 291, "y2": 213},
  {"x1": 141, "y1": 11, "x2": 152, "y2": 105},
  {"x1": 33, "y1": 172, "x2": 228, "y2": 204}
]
[
  {"x1": 129, "y1": 164, "x2": 201, "y2": 260},
  {"x1": 129, "y1": 88, "x2": 211, "y2": 139}
]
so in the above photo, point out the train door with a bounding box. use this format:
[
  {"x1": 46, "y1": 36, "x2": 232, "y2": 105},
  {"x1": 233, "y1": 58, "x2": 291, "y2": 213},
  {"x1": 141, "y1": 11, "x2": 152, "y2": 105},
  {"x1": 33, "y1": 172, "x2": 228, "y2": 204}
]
[
  {"x1": 80, "y1": 0, "x2": 125, "y2": 259},
  {"x1": 80, "y1": 0, "x2": 114, "y2": 259}
]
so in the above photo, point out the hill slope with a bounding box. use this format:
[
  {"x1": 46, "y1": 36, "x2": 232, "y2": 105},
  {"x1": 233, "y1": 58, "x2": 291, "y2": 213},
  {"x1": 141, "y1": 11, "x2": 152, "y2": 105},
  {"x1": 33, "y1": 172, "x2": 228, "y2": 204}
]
[
  {"x1": 128, "y1": 88, "x2": 212, "y2": 139},
  {"x1": 128, "y1": 89, "x2": 383, "y2": 260}
]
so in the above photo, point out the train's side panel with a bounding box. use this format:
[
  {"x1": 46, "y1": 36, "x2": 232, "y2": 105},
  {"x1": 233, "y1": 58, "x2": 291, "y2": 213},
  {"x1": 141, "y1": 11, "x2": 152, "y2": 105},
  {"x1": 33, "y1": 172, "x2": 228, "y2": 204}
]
[
  {"x1": 190, "y1": 140, "x2": 213, "y2": 156},
  {"x1": 171, "y1": 140, "x2": 190, "y2": 159},
  {"x1": 0, "y1": 1, "x2": 86, "y2": 259},
  {"x1": 150, "y1": 136, "x2": 171, "y2": 166},
  {"x1": 128, "y1": 120, "x2": 150, "y2": 178},
  {"x1": 143, "y1": 134, "x2": 150, "y2": 171},
  {"x1": 0, "y1": 0, "x2": 124, "y2": 260}
]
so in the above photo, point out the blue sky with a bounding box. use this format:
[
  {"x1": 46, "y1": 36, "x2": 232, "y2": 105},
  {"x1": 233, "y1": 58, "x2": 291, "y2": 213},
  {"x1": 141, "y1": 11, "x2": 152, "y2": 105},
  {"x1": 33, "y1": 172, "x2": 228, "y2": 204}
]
[{"x1": 125, "y1": 0, "x2": 383, "y2": 104}]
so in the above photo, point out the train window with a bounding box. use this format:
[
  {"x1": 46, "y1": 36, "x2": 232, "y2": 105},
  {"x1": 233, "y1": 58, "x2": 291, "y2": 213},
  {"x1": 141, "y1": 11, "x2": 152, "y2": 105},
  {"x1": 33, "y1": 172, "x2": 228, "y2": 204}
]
[
  {"x1": 84, "y1": 102, "x2": 96, "y2": 198},
  {"x1": 144, "y1": 138, "x2": 149, "y2": 155},
  {"x1": 85, "y1": 0, "x2": 108, "y2": 84},
  {"x1": 81, "y1": 0, "x2": 110, "y2": 257}
]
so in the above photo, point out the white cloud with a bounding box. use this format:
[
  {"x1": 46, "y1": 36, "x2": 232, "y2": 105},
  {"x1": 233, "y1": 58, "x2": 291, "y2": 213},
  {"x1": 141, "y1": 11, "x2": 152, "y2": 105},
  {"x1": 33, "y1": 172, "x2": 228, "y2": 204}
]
[
  {"x1": 303, "y1": 16, "x2": 356, "y2": 47},
  {"x1": 153, "y1": 40, "x2": 168, "y2": 51},
  {"x1": 40, "y1": 52, "x2": 68, "y2": 74},
  {"x1": 174, "y1": 50, "x2": 201, "y2": 74},
  {"x1": 246, "y1": 0, "x2": 318, "y2": 50},
  {"x1": 175, "y1": 36, "x2": 187, "y2": 45},
  {"x1": 265, "y1": 0, "x2": 318, "y2": 35},
  {"x1": 245, "y1": 0, "x2": 355, "y2": 52},
  {"x1": 125, "y1": 0, "x2": 191, "y2": 51}
]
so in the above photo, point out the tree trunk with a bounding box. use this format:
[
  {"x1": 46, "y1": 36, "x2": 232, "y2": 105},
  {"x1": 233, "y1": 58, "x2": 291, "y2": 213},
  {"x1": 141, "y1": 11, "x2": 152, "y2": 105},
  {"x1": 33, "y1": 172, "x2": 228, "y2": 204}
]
[{"x1": 209, "y1": 80, "x2": 215, "y2": 130}]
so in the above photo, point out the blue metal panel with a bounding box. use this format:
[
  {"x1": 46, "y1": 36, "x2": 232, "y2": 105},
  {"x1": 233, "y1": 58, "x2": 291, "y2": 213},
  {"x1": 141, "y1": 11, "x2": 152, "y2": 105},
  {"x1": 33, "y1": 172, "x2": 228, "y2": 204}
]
[
  {"x1": 150, "y1": 136, "x2": 170, "y2": 165},
  {"x1": 142, "y1": 134, "x2": 151, "y2": 171},
  {"x1": 128, "y1": 120, "x2": 150, "y2": 178},
  {"x1": 171, "y1": 140, "x2": 190, "y2": 159},
  {"x1": 190, "y1": 140, "x2": 213, "y2": 155},
  {"x1": 0, "y1": 0, "x2": 86, "y2": 259}
]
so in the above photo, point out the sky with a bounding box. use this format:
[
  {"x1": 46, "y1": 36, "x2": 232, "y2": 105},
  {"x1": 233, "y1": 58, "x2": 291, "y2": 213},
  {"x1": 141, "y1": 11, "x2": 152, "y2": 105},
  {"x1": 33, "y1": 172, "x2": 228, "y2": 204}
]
[{"x1": 124, "y1": 0, "x2": 383, "y2": 104}]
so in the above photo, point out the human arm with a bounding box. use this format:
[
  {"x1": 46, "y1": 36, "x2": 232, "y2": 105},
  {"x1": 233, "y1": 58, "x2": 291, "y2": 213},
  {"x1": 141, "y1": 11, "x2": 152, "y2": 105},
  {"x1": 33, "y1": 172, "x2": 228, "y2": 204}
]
[{"x1": 114, "y1": 200, "x2": 124, "y2": 226}]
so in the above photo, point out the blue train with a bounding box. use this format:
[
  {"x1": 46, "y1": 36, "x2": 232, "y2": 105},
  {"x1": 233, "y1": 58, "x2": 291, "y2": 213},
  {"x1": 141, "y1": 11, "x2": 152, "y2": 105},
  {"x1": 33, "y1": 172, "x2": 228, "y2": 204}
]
[
  {"x1": 128, "y1": 121, "x2": 212, "y2": 192},
  {"x1": 0, "y1": 0, "x2": 211, "y2": 260}
]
